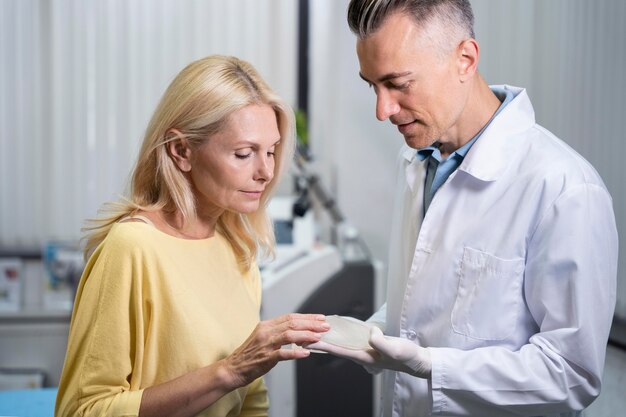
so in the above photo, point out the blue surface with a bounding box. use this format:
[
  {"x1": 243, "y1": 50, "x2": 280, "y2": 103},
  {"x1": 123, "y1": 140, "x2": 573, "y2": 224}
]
[{"x1": 0, "y1": 388, "x2": 56, "y2": 417}]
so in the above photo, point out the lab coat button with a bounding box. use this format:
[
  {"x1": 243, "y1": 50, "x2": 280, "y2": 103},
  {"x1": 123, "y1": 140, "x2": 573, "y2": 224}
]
[{"x1": 407, "y1": 330, "x2": 417, "y2": 340}]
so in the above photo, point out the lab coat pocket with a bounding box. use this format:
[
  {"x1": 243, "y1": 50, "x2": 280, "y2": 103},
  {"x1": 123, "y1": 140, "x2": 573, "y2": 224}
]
[{"x1": 451, "y1": 247, "x2": 524, "y2": 340}]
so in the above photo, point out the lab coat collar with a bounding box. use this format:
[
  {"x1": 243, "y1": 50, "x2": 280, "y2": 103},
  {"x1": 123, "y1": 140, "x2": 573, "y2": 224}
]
[
  {"x1": 402, "y1": 145, "x2": 418, "y2": 162},
  {"x1": 458, "y1": 85, "x2": 536, "y2": 182}
]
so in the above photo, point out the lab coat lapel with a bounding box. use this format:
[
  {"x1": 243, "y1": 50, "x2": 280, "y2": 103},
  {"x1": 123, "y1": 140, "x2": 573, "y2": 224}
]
[
  {"x1": 385, "y1": 146, "x2": 426, "y2": 337},
  {"x1": 459, "y1": 85, "x2": 536, "y2": 182}
]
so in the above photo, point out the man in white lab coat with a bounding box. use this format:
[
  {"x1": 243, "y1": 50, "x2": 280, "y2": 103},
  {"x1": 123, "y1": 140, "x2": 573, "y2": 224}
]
[{"x1": 308, "y1": 1, "x2": 619, "y2": 416}]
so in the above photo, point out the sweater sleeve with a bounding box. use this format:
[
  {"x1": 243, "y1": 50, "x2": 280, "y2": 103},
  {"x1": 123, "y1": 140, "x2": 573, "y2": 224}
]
[
  {"x1": 55, "y1": 232, "x2": 146, "y2": 417},
  {"x1": 239, "y1": 377, "x2": 269, "y2": 417}
]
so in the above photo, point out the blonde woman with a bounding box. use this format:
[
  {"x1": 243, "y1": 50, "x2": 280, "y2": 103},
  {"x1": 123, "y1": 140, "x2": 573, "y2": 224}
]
[{"x1": 55, "y1": 55, "x2": 329, "y2": 417}]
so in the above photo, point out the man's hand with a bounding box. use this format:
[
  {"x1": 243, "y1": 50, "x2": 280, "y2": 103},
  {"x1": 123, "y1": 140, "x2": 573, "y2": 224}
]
[
  {"x1": 307, "y1": 326, "x2": 432, "y2": 379},
  {"x1": 367, "y1": 327, "x2": 432, "y2": 378}
]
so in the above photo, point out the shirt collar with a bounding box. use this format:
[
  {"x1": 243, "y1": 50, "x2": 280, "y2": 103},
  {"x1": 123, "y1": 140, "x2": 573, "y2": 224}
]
[{"x1": 415, "y1": 139, "x2": 472, "y2": 164}]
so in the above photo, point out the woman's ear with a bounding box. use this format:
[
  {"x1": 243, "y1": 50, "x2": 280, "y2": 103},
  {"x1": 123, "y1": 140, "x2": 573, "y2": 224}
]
[{"x1": 166, "y1": 129, "x2": 192, "y2": 172}]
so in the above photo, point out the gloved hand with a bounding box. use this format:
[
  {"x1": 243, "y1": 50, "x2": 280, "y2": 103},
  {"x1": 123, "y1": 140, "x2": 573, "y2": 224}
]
[
  {"x1": 367, "y1": 327, "x2": 432, "y2": 379},
  {"x1": 307, "y1": 326, "x2": 432, "y2": 379}
]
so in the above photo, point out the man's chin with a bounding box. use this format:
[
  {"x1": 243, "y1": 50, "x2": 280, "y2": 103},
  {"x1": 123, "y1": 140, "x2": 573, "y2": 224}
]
[{"x1": 402, "y1": 134, "x2": 432, "y2": 150}]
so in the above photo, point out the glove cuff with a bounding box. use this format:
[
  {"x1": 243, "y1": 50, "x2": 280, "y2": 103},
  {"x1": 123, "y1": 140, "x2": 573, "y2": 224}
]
[{"x1": 406, "y1": 346, "x2": 432, "y2": 379}]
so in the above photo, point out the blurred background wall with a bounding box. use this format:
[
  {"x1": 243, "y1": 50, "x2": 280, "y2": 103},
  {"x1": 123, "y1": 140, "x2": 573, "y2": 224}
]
[{"x1": 0, "y1": 0, "x2": 298, "y2": 247}]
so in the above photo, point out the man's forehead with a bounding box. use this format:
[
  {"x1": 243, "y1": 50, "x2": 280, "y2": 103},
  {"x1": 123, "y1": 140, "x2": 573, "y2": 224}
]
[{"x1": 356, "y1": 34, "x2": 416, "y2": 83}]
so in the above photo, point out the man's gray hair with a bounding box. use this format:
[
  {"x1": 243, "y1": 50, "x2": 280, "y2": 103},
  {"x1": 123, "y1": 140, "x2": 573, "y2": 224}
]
[{"x1": 347, "y1": 0, "x2": 475, "y2": 40}]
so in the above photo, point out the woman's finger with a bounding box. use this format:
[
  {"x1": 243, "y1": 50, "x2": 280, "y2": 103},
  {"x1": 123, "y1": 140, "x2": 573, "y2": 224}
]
[
  {"x1": 270, "y1": 314, "x2": 329, "y2": 333},
  {"x1": 223, "y1": 313, "x2": 329, "y2": 387},
  {"x1": 273, "y1": 329, "x2": 325, "y2": 348},
  {"x1": 275, "y1": 344, "x2": 312, "y2": 361},
  {"x1": 303, "y1": 340, "x2": 377, "y2": 364}
]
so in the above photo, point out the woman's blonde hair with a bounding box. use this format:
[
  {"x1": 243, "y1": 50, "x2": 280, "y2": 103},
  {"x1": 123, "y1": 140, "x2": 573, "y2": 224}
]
[{"x1": 82, "y1": 55, "x2": 295, "y2": 271}]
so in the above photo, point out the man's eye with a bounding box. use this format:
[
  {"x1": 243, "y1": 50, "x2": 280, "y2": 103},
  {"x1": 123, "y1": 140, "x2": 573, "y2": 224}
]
[
  {"x1": 394, "y1": 82, "x2": 411, "y2": 90},
  {"x1": 387, "y1": 81, "x2": 409, "y2": 90}
]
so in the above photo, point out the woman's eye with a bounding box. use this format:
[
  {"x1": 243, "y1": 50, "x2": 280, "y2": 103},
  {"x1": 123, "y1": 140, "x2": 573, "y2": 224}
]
[{"x1": 235, "y1": 153, "x2": 251, "y2": 159}]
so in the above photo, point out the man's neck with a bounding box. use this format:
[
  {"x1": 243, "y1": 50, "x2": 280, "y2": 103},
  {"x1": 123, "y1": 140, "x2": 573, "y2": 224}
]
[{"x1": 439, "y1": 74, "x2": 500, "y2": 159}]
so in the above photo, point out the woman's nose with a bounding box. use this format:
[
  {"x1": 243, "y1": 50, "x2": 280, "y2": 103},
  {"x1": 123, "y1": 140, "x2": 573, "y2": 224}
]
[{"x1": 254, "y1": 156, "x2": 274, "y2": 182}]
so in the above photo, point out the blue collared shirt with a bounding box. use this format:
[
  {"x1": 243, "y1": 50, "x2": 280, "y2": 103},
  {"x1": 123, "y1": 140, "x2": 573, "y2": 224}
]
[{"x1": 417, "y1": 87, "x2": 514, "y2": 215}]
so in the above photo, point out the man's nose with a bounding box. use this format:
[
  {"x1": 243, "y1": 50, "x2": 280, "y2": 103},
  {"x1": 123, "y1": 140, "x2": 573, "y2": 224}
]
[{"x1": 376, "y1": 90, "x2": 400, "y2": 121}]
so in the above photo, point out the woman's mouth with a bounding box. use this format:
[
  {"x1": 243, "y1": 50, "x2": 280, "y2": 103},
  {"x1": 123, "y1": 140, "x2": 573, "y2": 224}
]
[{"x1": 241, "y1": 190, "x2": 263, "y2": 198}]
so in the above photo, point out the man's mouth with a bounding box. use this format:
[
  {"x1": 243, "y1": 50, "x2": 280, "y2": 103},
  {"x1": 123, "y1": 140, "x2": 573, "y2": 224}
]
[{"x1": 395, "y1": 120, "x2": 417, "y2": 134}]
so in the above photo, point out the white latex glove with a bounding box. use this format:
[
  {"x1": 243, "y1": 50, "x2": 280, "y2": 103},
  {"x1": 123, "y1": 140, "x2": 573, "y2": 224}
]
[
  {"x1": 307, "y1": 326, "x2": 432, "y2": 379},
  {"x1": 368, "y1": 327, "x2": 432, "y2": 378}
]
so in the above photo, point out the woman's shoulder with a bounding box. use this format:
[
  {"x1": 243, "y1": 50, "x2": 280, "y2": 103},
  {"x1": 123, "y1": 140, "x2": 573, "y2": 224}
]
[
  {"x1": 108, "y1": 220, "x2": 154, "y2": 242},
  {"x1": 95, "y1": 221, "x2": 163, "y2": 260}
]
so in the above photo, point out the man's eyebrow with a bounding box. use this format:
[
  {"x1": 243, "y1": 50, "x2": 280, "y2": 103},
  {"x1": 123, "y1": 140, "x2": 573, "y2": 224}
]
[{"x1": 359, "y1": 71, "x2": 412, "y2": 84}]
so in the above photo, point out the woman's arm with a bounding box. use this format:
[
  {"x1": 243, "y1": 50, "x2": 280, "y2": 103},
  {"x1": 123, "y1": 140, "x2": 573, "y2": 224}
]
[{"x1": 139, "y1": 314, "x2": 329, "y2": 417}]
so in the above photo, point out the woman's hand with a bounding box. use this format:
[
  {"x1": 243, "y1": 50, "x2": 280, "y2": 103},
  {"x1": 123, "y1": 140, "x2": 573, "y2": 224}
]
[{"x1": 221, "y1": 313, "x2": 329, "y2": 389}]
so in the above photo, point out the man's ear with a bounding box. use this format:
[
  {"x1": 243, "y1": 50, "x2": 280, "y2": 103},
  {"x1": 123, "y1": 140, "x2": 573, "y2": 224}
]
[
  {"x1": 457, "y1": 38, "x2": 479, "y2": 82},
  {"x1": 166, "y1": 129, "x2": 192, "y2": 172}
]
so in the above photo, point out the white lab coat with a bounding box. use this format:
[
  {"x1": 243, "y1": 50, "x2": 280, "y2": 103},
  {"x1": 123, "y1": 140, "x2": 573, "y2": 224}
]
[{"x1": 371, "y1": 85, "x2": 618, "y2": 417}]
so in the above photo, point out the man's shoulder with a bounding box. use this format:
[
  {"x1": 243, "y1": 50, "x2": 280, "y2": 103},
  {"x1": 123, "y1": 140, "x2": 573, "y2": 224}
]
[{"x1": 523, "y1": 124, "x2": 605, "y2": 188}]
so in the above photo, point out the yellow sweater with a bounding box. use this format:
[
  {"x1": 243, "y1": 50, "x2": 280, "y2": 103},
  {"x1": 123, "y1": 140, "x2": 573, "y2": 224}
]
[{"x1": 55, "y1": 222, "x2": 268, "y2": 417}]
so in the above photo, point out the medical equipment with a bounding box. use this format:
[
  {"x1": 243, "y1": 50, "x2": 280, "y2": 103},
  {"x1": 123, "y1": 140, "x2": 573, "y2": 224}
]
[
  {"x1": 42, "y1": 241, "x2": 84, "y2": 310},
  {"x1": 290, "y1": 148, "x2": 372, "y2": 261},
  {"x1": 261, "y1": 243, "x2": 379, "y2": 417},
  {"x1": 262, "y1": 151, "x2": 381, "y2": 417}
]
